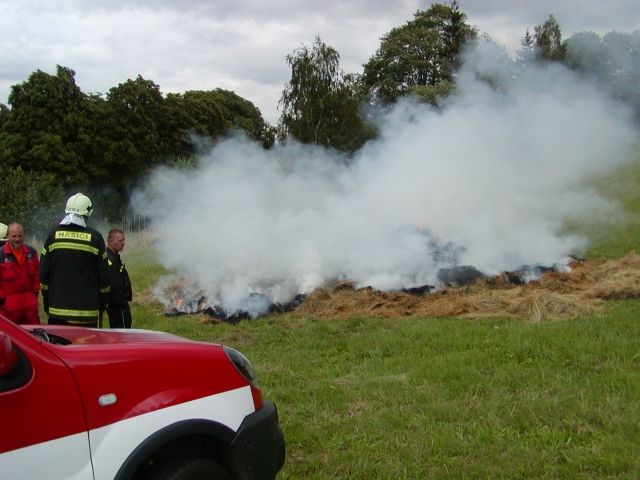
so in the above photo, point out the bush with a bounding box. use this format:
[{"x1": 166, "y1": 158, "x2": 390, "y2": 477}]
[{"x1": 0, "y1": 166, "x2": 66, "y2": 239}]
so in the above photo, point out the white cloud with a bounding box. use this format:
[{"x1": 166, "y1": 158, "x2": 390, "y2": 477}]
[{"x1": 1, "y1": 0, "x2": 639, "y2": 122}]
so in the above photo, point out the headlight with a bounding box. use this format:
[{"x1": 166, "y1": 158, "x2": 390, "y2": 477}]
[{"x1": 223, "y1": 346, "x2": 258, "y2": 386}]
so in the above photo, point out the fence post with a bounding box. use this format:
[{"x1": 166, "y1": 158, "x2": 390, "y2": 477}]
[{"x1": 121, "y1": 215, "x2": 149, "y2": 233}]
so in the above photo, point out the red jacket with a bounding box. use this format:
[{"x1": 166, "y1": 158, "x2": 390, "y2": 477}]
[{"x1": 0, "y1": 242, "x2": 40, "y2": 301}]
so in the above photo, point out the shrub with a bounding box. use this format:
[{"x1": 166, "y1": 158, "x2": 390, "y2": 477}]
[{"x1": 0, "y1": 166, "x2": 66, "y2": 238}]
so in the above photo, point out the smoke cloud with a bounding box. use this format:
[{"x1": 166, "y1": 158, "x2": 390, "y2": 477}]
[{"x1": 133, "y1": 42, "x2": 639, "y2": 315}]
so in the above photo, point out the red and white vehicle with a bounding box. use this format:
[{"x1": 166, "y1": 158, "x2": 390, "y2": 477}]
[{"x1": 0, "y1": 314, "x2": 285, "y2": 480}]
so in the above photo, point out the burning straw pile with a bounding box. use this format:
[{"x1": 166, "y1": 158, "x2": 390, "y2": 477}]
[
  {"x1": 148, "y1": 254, "x2": 640, "y2": 323},
  {"x1": 293, "y1": 254, "x2": 640, "y2": 322}
]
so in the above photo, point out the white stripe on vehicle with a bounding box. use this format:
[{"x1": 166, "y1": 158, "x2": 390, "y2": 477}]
[
  {"x1": 90, "y1": 385, "x2": 255, "y2": 480},
  {"x1": 0, "y1": 432, "x2": 93, "y2": 480},
  {"x1": 0, "y1": 386, "x2": 255, "y2": 480}
]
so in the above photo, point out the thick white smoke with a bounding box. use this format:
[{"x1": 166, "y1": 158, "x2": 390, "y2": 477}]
[{"x1": 133, "y1": 43, "x2": 638, "y2": 315}]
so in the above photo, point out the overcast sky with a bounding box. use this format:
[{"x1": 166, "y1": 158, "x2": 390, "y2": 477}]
[{"x1": 1, "y1": 0, "x2": 639, "y2": 123}]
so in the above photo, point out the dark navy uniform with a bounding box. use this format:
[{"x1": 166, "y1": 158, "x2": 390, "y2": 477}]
[
  {"x1": 106, "y1": 248, "x2": 132, "y2": 328},
  {"x1": 40, "y1": 224, "x2": 110, "y2": 326}
]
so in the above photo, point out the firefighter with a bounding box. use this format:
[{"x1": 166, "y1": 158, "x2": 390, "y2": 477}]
[
  {"x1": 106, "y1": 228, "x2": 133, "y2": 328},
  {"x1": 0, "y1": 222, "x2": 7, "y2": 247},
  {"x1": 0, "y1": 223, "x2": 40, "y2": 324},
  {"x1": 40, "y1": 193, "x2": 110, "y2": 327}
]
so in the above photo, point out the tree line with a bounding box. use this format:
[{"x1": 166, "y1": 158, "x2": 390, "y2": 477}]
[
  {"x1": 1, "y1": 2, "x2": 638, "y2": 236},
  {"x1": 0, "y1": 70, "x2": 274, "y2": 233}
]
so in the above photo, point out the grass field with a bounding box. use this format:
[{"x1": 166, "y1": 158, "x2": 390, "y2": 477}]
[
  {"x1": 128, "y1": 301, "x2": 640, "y2": 479},
  {"x1": 121, "y1": 157, "x2": 640, "y2": 479},
  {"x1": 576, "y1": 160, "x2": 640, "y2": 259}
]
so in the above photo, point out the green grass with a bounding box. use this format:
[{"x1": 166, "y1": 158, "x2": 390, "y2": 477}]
[
  {"x1": 581, "y1": 159, "x2": 640, "y2": 259},
  {"x1": 129, "y1": 302, "x2": 640, "y2": 479},
  {"x1": 122, "y1": 233, "x2": 170, "y2": 293},
  {"x1": 122, "y1": 157, "x2": 640, "y2": 478}
]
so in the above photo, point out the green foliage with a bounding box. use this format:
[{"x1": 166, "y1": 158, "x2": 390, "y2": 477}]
[
  {"x1": 565, "y1": 31, "x2": 605, "y2": 71},
  {"x1": 533, "y1": 14, "x2": 568, "y2": 62},
  {"x1": 0, "y1": 166, "x2": 65, "y2": 237},
  {"x1": 278, "y1": 36, "x2": 375, "y2": 153},
  {"x1": 165, "y1": 90, "x2": 231, "y2": 154},
  {"x1": 122, "y1": 235, "x2": 171, "y2": 293},
  {"x1": 519, "y1": 17, "x2": 640, "y2": 125},
  {"x1": 516, "y1": 29, "x2": 536, "y2": 64},
  {"x1": 0, "y1": 67, "x2": 273, "y2": 219},
  {"x1": 0, "y1": 104, "x2": 9, "y2": 126},
  {"x1": 1, "y1": 11, "x2": 637, "y2": 226},
  {"x1": 410, "y1": 80, "x2": 455, "y2": 106},
  {"x1": 362, "y1": 1, "x2": 476, "y2": 104},
  {"x1": 214, "y1": 89, "x2": 274, "y2": 147},
  {"x1": 107, "y1": 76, "x2": 166, "y2": 157},
  {"x1": 165, "y1": 89, "x2": 274, "y2": 151},
  {"x1": 0, "y1": 66, "x2": 92, "y2": 186},
  {"x1": 565, "y1": 31, "x2": 640, "y2": 122},
  {"x1": 578, "y1": 157, "x2": 640, "y2": 259}
]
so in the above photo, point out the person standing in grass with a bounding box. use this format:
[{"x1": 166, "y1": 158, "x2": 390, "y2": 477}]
[
  {"x1": 40, "y1": 193, "x2": 110, "y2": 327},
  {"x1": 106, "y1": 228, "x2": 133, "y2": 329},
  {"x1": 0, "y1": 223, "x2": 41, "y2": 324}
]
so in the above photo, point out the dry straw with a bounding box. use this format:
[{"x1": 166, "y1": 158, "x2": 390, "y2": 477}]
[
  {"x1": 148, "y1": 253, "x2": 640, "y2": 322},
  {"x1": 293, "y1": 253, "x2": 640, "y2": 321}
]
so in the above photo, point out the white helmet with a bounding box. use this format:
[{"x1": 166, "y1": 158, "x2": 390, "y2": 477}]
[
  {"x1": 0, "y1": 222, "x2": 7, "y2": 240},
  {"x1": 65, "y1": 193, "x2": 93, "y2": 217}
]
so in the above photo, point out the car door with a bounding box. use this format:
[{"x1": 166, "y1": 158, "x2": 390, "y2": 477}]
[{"x1": 0, "y1": 318, "x2": 94, "y2": 480}]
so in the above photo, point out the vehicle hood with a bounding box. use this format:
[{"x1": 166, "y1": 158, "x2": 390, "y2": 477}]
[{"x1": 25, "y1": 325, "x2": 196, "y2": 346}]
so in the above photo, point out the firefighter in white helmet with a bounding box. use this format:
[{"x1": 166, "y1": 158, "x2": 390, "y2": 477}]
[
  {"x1": 40, "y1": 193, "x2": 110, "y2": 327},
  {"x1": 0, "y1": 222, "x2": 7, "y2": 247},
  {"x1": 0, "y1": 222, "x2": 7, "y2": 238}
]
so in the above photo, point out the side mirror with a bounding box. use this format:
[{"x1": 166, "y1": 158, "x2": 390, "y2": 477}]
[{"x1": 0, "y1": 331, "x2": 18, "y2": 377}]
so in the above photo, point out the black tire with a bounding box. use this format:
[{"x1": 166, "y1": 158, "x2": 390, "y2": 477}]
[{"x1": 144, "y1": 458, "x2": 232, "y2": 480}]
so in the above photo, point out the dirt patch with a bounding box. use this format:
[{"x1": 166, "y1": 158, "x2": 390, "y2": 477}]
[{"x1": 292, "y1": 254, "x2": 640, "y2": 321}]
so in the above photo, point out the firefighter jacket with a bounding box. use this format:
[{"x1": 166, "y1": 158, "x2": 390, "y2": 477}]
[
  {"x1": 106, "y1": 248, "x2": 132, "y2": 306},
  {"x1": 0, "y1": 242, "x2": 40, "y2": 313},
  {"x1": 40, "y1": 224, "x2": 110, "y2": 324}
]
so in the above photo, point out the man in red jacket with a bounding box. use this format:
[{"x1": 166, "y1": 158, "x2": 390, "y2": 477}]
[{"x1": 0, "y1": 223, "x2": 40, "y2": 324}]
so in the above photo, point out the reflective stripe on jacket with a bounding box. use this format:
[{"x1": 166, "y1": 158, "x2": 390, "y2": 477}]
[{"x1": 40, "y1": 224, "x2": 110, "y2": 323}]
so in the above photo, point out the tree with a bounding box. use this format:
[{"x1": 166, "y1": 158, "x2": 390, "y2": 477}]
[
  {"x1": 0, "y1": 166, "x2": 65, "y2": 237},
  {"x1": 362, "y1": 1, "x2": 476, "y2": 103},
  {"x1": 0, "y1": 104, "x2": 9, "y2": 127},
  {"x1": 565, "y1": 30, "x2": 640, "y2": 122},
  {"x1": 516, "y1": 29, "x2": 536, "y2": 65},
  {"x1": 410, "y1": 80, "x2": 455, "y2": 106},
  {"x1": 107, "y1": 76, "x2": 167, "y2": 162},
  {"x1": 278, "y1": 36, "x2": 374, "y2": 152},
  {"x1": 163, "y1": 90, "x2": 228, "y2": 157},
  {"x1": 0, "y1": 66, "x2": 277, "y2": 219},
  {"x1": 212, "y1": 89, "x2": 275, "y2": 148},
  {"x1": 0, "y1": 66, "x2": 91, "y2": 186},
  {"x1": 534, "y1": 14, "x2": 567, "y2": 62},
  {"x1": 164, "y1": 88, "x2": 274, "y2": 157}
]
